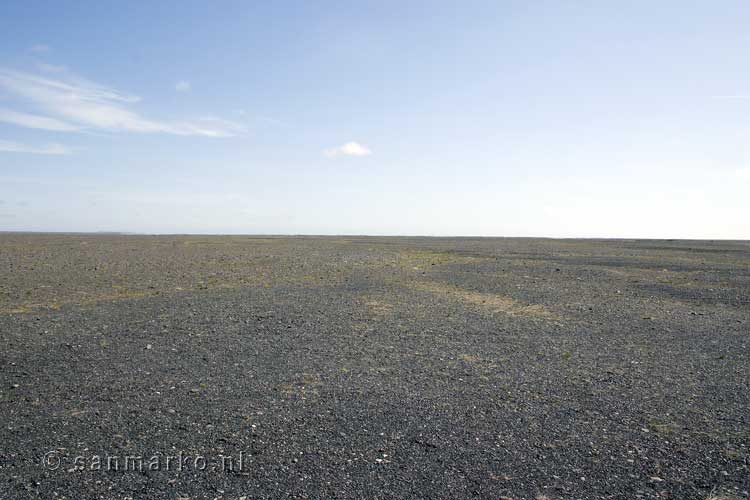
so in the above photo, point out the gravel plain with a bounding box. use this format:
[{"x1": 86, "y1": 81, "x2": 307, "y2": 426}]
[{"x1": 1, "y1": 234, "x2": 748, "y2": 500}]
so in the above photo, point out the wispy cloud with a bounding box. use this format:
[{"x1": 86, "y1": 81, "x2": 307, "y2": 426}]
[
  {"x1": 0, "y1": 108, "x2": 79, "y2": 131},
  {"x1": 710, "y1": 95, "x2": 750, "y2": 100},
  {"x1": 175, "y1": 80, "x2": 191, "y2": 92},
  {"x1": 0, "y1": 68, "x2": 245, "y2": 137},
  {"x1": 233, "y1": 110, "x2": 288, "y2": 127},
  {"x1": 255, "y1": 115, "x2": 289, "y2": 127},
  {"x1": 184, "y1": 117, "x2": 248, "y2": 137},
  {"x1": 27, "y1": 44, "x2": 50, "y2": 54},
  {"x1": 736, "y1": 168, "x2": 750, "y2": 180},
  {"x1": 0, "y1": 139, "x2": 71, "y2": 155},
  {"x1": 36, "y1": 62, "x2": 67, "y2": 73},
  {"x1": 324, "y1": 141, "x2": 372, "y2": 158}
]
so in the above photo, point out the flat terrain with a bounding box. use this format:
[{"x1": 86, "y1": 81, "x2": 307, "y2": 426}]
[{"x1": 1, "y1": 235, "x2": 748, "y2": 500}]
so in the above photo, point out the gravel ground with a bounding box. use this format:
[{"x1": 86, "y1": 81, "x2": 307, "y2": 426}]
[{"x1": 1, "y1": 234, "x2": 748, "y2": 500}]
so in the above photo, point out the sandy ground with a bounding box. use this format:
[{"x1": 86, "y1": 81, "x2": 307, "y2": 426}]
[{"x1": 1, "y1": 234, "x2": 748, "y2": 499}]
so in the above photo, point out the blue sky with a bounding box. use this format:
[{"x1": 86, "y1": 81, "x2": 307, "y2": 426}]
[{"x1": 0, "y1": 1, "x2": 748, "y2": 238}]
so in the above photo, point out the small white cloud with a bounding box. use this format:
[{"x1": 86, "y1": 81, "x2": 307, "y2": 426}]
[
  {"x1": 27, "y1": 44, "x2": 50, "y2": 53},
  {"x1": 0, "y1": 139, "x2": 71, "y2": 155},
  {"x1": 736, "y1": 168, "x2": 750, "y2": 180},
  {"x1": 324, "y1": 141, "x2": 372, "y2": 158},
  {"x1": 175, "y1": 80, "x2": 191, "y2": 92}
]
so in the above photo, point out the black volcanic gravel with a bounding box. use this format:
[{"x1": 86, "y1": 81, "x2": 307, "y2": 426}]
[{"x1": 0, "y1": 235, "x2": 748, "y2": 499}]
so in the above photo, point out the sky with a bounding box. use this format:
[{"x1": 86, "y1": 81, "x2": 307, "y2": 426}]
[{"x1": 0, "y1": 1, "x2": 748, "y2": 238}]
